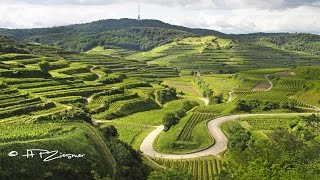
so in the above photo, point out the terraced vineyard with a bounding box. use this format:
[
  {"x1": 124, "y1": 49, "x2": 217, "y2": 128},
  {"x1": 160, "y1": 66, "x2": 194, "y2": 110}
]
[
  {"x1": 1, "y1": 20, "x2": 320, "y2": 179},
  {"x1": 154, "y1": 157, "x2": 221, "y2": 180},
  {"x1": 0, "y1": 82, "x2": 60, "y2": 123},
  {"x1": 223, "y1": 70, "x2": 318, "y2": 109},
  {"x1": 63, "y1": 53, "x2": 179, "y2": 82},
  {"x1": 239, "y1": 115, "x2": 300, "y2": 130}
]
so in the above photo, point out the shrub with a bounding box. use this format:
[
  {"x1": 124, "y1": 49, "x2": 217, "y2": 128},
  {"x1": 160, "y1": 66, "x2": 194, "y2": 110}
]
[{"x1": 38, "y1": 60, "x2": 50, "y2": 73}]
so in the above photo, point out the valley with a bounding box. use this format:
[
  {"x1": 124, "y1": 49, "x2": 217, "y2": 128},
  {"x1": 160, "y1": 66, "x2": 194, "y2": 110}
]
[{"x1": 1, "y1": 19, "x2": 320, "y2": 179}]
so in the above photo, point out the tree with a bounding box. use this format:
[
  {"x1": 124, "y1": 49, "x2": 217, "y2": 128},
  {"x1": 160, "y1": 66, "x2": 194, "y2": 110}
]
[
  {"x1": 38, "y1": 60, "x2": 50, "y2": 73},
  {"x1": 209, "y1": 93, "x2": 223, "y2": 104},
  {"x1": 103, "y1": 125, "x2": 119, "y2": 138},
  {"x1": 106, "y1": 137, "x2": 150, "y2": 180},
  {"x1": 236, "y1": 100, "x2": 251, "y2": 112},
  {"x1": 163, "y1": 113, "x2": 178, "y2": 131}
]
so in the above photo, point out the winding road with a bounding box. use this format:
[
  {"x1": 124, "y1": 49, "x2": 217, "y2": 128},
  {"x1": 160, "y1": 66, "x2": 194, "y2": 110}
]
[
  {"x1": 140, "y1": 113, "x2": 314, "y2": 159},
  {"x1": 140, "y1": 73, "x2": 320, "y2": 159}
]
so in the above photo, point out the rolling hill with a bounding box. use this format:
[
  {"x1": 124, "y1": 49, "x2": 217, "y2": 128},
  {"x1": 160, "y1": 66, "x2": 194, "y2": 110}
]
[
  {"x1": 1, "y1": 18, "x2": 320, "y2": 180},
  {"x1": 0, "y1": 19, "x2": 225, "y2": 52}
]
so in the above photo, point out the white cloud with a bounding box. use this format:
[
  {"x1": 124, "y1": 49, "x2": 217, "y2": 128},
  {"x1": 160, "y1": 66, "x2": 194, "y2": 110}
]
[
  {"x1": 0, "y1": 1, "x2": 320, "y2": 34},
  {"x1": 3, "y1": 0, "x2": 320, "y2": 9}
]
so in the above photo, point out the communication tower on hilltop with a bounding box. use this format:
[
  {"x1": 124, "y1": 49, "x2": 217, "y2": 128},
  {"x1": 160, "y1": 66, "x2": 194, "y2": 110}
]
[{"x1": 138, "y1": 4, "x2": 141, "y2": 20}]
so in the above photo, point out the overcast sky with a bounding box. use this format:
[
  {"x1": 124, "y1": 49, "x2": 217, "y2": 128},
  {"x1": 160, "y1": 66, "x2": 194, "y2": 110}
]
[{"x1": 0, "y1": 0, "x2": 320, "y2": 34}]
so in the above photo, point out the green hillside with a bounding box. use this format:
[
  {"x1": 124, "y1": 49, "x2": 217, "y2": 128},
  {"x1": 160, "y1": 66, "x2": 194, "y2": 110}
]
[
  {"x1": 127, "y1": 35, "x2": 320, "y2": 74},
  {"x1": 0, "y1": 19, "x2": 224, "y2": 52},
  {"x1": 1, "y1": 20, "x2": 320, "y2": 180},
  {"x1": 0, "y1": 123, "x2": 116, "y2": 179},
  {"x1": 257, "y1": 33, "x2": 320, "y2": 55},
  {"x1": 57, "y1": 27, "x2": 194, "y2": 52},
  {"x1": 0, "y1": 36, "x2": 30, "y2": 54}
]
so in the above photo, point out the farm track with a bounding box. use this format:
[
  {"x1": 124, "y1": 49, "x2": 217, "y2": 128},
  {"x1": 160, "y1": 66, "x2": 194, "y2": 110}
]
[
  {"x1": 85, "y1": 66, "x2": 103, "y2": 104},
  {"x1": 90, "y1": 65, "x2": 103, "y2": 80},
  {"x1": 226, "y1": 91, "x2": 234, "y2": 103},
  {"x1": 140, "y1": 113, "x2": 316, "y2": 159},
  {"x1": 265, "y1": 74, "x2": 273, "y2": 91}
]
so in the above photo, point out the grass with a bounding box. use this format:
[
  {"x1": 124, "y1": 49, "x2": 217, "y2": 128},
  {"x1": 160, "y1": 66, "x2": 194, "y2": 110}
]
[
  {"x1": 87, "y1": 46, "x2": 138, "y2": 57},
  {"x1": 100, "y1": 122, "x2": 155, "y2": 150},
  {"x1": 163, "y1": 76, "x2": 203, "y2": 97},
  {"x1": 294, "y1": 90, "x2": 320, "y2": 107}
]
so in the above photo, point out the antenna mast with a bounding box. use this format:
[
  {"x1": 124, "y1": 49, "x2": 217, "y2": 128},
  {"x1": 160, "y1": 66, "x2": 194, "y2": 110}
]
[{"x1": 138, "y1": 4, "x2": 141, "y2": 20}]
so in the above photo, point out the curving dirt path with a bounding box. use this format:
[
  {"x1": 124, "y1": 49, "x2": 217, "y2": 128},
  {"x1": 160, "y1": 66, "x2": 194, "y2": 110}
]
[
  {"x1": 140, "y1": 113, "x2": 314, "y2": 159},
  {"x1": 264, "y1": 74, "x2": 273, "y2": 91},
  {"x1": 226, "y1": 91, "x2": 234, "y2": 103},
  {"x1": 90, "y1": 65, "x2": 103, "y2": 80}
]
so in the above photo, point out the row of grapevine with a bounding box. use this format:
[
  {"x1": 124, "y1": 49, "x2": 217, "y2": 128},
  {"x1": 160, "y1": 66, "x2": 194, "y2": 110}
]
[
  {"x1": 0, "y1": 123, "x2": 77, "y2": 143},
  {"x1": 153, "y1": 157, "x2": 221, "y2": 180},
  {"x1": 177, "y1": 113, "x2": 215, "y2": 141}
]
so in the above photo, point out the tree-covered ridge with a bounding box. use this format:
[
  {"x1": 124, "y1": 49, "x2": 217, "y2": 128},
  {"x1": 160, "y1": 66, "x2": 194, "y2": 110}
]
[
  {"x1": 257, "y1": 33, "x2": 320, "y2": 55},
  {"x1": 0, "y1": 36, "x2": 30, "y2": 54},
  {"x1": 57, "y1": 27, "x2": 195, "y2": 52},
  {"x1": 0, "y1": 18, "x2": 224, "y2": 48}
]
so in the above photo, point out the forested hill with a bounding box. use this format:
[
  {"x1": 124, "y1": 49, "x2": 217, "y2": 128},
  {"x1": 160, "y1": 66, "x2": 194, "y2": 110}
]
[
  {"x1": 257, "y1": 33, "x2": 320, "y2": 55},
  {"x1": 0, "y1": 36, "x2": 30, "y2": 54},
  {"x1": 57, "y1": 27, "x2": 194, "y2": 52},
  {"x1": 1, "y1": 18, "x2": 320, "y2": 54},
  {"x1": 0, "y1": 19, "x2": 223, "y2": 44}
]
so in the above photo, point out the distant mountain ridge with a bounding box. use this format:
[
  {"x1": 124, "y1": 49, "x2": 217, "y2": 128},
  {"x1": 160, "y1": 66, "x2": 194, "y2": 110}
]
[
  {"x1": 0, "y1": 18, "x2": 225, "y2": 40},
  {"x1": 0, "y1": 18, "x2": 227, "y2": 52},
  {"x1": 1, "y1": 18, "x2": 320, "y2": 55}
]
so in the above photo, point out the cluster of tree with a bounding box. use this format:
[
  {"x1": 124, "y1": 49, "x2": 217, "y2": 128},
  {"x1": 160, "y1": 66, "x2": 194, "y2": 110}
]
[
  {"x1": 227, "y1": 123, "x2": 252, "y2": 152},
  {"x1": 0, "y1": 36, "x2": 30, "y2": 54},
  {"x1": 37, "y1": 59, "x2": 70, "y2": 74},
  {"x1": 156, "y1": 87, "x2": 178, "y2": 104},
  {"x1": 35, "y1": 103, "x2": 92, "y2": 123},
  {"x1": 99, "y1": 73, "x2": 127, "y2": 84},
  {"x1": 195, "y1": 77, "x2": 223, "y2": 104},
  {"x1": 163, "y1": 101, "x2": 198, "y2": 131},
  {"x1": 220, "y1": 114, "x2": 320, "y2": 179},
  {"x1": 235, "y1": 99, "x2": 296, "y2": 112},
  {"x1": 300, "y1": 114, "x2": 320, "y2": 130},
  {"x1": 57, "y1": 27, "x2": 193, "y2": 52},
  {"x1": 102, "y1": 126, "x2": 150, "y2": 180},
  {"x1": 261, "y1": 33, "x2": 320, "y2": 56}
]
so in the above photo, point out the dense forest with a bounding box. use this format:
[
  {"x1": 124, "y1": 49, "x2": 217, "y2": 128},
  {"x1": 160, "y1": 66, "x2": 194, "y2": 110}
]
[
  {"x1": 258, "y1": 33, "x2": 320, "y2": 55},
  {"x1": 0, "y1": 36, "x2": 30, "y2": 54},
  {"x1": 56, "y1": 27, "x2": 194, "y2": 52},
  {"x1": 0, "y1": 19, "x2": 224, "y2": 50}
]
